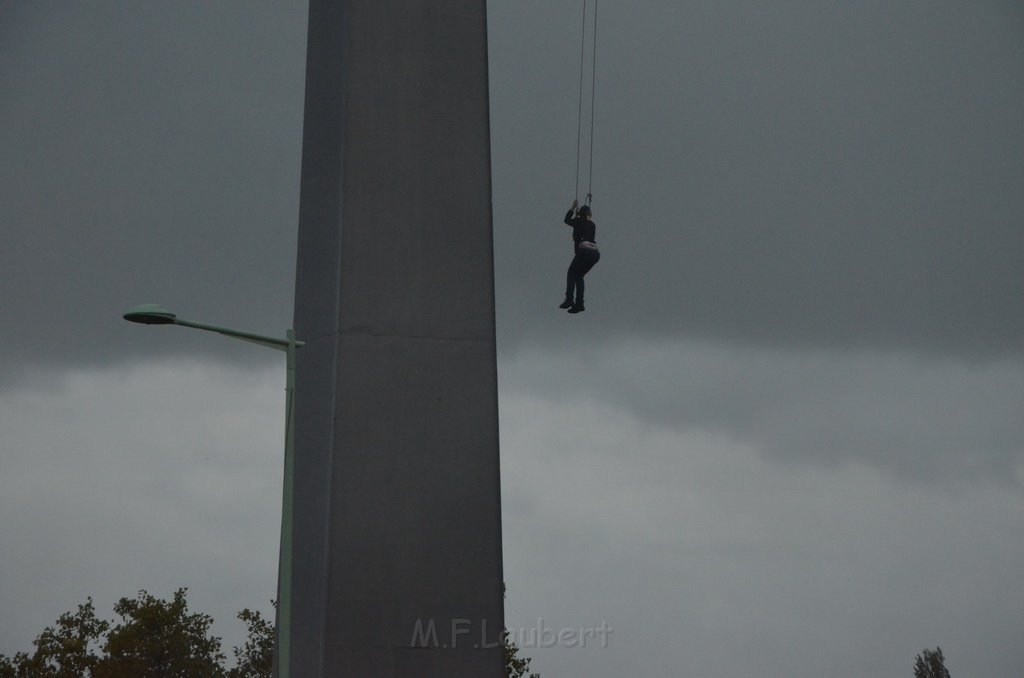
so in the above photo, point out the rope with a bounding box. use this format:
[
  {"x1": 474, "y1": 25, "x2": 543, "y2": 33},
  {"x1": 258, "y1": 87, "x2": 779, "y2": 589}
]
[
  {"x1": 573, "y1": 1, "x2": 598, "y2": 207},
  {"x1": 587, "y1": 1, "x2": 597, "y2": 205},
  {"x1": 575, "y1": 0, "x2": 587, "y2": 203}
]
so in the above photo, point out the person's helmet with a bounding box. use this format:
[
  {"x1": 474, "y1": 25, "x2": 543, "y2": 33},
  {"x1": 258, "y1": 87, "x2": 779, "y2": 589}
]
[{"x1": 578, "y1": 204, "x2": 592, "y2": 218}]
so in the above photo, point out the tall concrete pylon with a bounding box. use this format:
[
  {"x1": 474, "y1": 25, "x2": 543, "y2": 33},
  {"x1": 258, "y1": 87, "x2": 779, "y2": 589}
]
[{"x1": 284, "y1": 1, "x2": 504, "y2": 676}]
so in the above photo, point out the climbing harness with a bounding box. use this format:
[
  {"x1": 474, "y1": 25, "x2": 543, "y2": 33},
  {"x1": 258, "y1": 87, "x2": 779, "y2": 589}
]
[{"x1": 574, "y1": 0, "x2": 598, "y2": 208}]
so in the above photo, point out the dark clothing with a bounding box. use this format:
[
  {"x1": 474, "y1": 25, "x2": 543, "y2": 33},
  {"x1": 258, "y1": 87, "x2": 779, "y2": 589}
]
[
  {"x1": 564, "y1": 209, "x2": 597, "y2": 253},
  {"x1": 562, "y1": 207, "x2": 599, "y2": 304},
  {"x1": 566, "y1": 247, "x2": 600, "y2": 304}
]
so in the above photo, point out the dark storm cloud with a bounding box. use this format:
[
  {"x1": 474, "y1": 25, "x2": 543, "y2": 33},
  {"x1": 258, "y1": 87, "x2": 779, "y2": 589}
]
[
  {"x1": 1, "y1": 3, "x2": 307, "y2": 378},
  {"x1": 2, "y1": 0, "x2": 1022, "y2": 382},
  {"x1": 491, "y1": 0, "x2": 1024, "y2": 356}
]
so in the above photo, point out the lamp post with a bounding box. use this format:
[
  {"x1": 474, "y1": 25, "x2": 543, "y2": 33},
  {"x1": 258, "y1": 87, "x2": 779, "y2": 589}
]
[{"x1": 123, "y1": 304, "x2": 301, "y2": 677}]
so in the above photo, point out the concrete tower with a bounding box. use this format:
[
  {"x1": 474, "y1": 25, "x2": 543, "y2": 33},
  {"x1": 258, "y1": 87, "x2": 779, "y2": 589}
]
[{"x1": 286, "y1": 1, "x2": 504, "y2": 675}]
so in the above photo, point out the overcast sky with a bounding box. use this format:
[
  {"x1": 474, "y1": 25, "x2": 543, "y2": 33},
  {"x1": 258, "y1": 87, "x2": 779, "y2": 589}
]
[{"x1": 2, "y1": 2, "x2": 1022, "y2": 677}]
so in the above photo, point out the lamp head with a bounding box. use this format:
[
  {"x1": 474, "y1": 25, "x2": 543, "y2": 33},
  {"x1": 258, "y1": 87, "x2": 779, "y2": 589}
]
[{"x1": 123, "y1": 304, "x2": 177, "y2": 325}]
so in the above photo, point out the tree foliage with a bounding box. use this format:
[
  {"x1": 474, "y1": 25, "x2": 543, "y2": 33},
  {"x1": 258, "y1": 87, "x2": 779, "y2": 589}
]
[
  {"x1": 0, "y1": 598, "x2": 108, "y2": 678},
  {"x1": 0, "y1": 590, "x2": 270, "y2": 678},
  {"x1": 503, "y1": 633, "x2": 540, "y2": 678},
  {"x1": 914, "y1": 646, "x2": 951, "y2": 678},
  {"x1": 227, "y1": 609, "x2": 273, "y2": 678},
  {"x1": 2, "y1": 589, "x2": 535, "y2": 678},
  {"x1": 97, "y1": 588, "x2": 225, "y2": 677}
]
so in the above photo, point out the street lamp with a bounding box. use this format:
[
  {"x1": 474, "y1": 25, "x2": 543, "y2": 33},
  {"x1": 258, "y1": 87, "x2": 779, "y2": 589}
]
[{"x1": 123, "y1": 303, "x2": 301, "y2": 677}]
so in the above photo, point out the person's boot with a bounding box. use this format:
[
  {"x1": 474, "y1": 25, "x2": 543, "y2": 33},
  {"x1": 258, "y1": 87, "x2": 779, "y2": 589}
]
[
  {"x1": 568, "y1": 301, "x2": 585, "y2": 314},
  {"x1": 559, "y1": 297, "x2": 573, "y2": 309}
]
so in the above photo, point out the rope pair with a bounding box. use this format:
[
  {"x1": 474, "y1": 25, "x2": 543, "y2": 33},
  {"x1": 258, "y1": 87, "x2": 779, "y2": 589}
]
[{"x1": 574, "y1": 1, "x2": 598, "y2": 207}]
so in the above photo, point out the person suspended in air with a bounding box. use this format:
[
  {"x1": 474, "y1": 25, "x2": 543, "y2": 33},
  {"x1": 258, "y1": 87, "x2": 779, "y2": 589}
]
[{"x1": 559, "y1": 198, "x2": 600, "y2": 314}]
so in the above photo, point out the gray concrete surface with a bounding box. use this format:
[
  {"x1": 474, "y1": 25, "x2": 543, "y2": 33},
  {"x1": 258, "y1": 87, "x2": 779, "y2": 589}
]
[{"x1": 286, "y1": 1, "x2": 504, "y2": 675}]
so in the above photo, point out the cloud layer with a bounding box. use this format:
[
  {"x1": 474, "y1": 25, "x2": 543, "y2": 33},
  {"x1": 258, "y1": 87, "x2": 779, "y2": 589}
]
[
  {"x1": 3, "y1": 356, "x2": 1022, "y2": 677},
  {"x1": 0, "y1": 361, "x2": 283, "y2": 658},
  {"x1": 3, "y1": 0, "x2": 1022, "y2": 383},
  {"x1": 500, "y1": 339, "x2": 1024, "y2": 484},
  {"x1": 500, "y1": 372, "x2": 1024, "y2": 678}
]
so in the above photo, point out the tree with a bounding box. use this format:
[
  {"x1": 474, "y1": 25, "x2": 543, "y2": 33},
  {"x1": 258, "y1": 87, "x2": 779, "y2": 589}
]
[
  {"x1": 503, "y1": 633, "x2": 540, "y2": 678},
  {"x1": 0, "y1": 590, "x2": 270, "y2": 678},
  {"x1": 94, "y1": 588, "x2": 226, "y2": 677},
  {"x1": 0, "y1": 598, "x2": 108, "y2": 677},
  {"x1": 2, "y1": 589, "x2": 531, "y2": 677},
  {"x1": 227, "y1": 608, "x2": 274, "y2": 678},
  {"x1": 914, "y1": 646, "x2": 951, "y2": 678}
]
